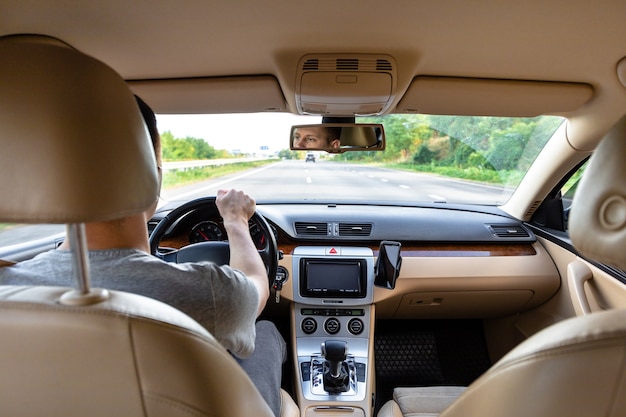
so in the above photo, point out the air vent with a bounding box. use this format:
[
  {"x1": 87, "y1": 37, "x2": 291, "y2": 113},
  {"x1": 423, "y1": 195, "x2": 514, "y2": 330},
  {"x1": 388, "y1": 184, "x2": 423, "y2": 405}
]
[
  {"x1": 376, "y1": 59, "x2": 393, "y2": 71},
  {"x1": 147, "y1": 220, "x2": 161, "y2": 235},
  {"x1": 295, "y1": 222, "x2": 328, "y2": 236},
  {"x1": 525, "y1": 200, "x2": 542, "y2": 218},
  {"x1": 302, "y1": 59, "x2": 319, "y2": 71},
  {"x1": 338, "y1": 223, "x2": 372, "y2": 237},
  {"x1": 300, "y1": 57, "x2": 394, "y2": 73},
  {"x1": 336, "y1": 59, "x2": 359, "y2": 70},
  {"x1": 488, "y1": 224, "x2": 530, "y2": 238}
]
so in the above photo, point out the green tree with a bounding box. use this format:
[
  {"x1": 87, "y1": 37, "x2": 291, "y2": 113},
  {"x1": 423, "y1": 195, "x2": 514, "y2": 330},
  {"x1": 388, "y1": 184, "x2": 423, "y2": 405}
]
[{"x1": 161, "y1": 130, "x2": 227, "y2": 161}]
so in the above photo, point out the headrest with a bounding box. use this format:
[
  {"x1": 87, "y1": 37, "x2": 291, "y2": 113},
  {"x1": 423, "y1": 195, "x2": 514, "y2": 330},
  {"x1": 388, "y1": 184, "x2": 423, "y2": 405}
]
[
  {"x1": 570, "y1": 114, "x2": 626, "y2": 270},
  {"x1": 0, "y1": 35, "x2": 159, "y2": 223}
]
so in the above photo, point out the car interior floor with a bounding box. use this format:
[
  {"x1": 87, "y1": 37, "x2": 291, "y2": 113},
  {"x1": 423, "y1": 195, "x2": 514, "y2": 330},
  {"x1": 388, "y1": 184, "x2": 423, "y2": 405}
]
[{"x1": 373, "y1": 319, "x2": 492, "y2": 414}]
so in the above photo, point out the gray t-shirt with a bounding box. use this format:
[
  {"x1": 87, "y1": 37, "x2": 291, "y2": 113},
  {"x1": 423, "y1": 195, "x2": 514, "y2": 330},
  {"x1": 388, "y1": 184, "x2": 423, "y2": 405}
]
[{"x1": 0, "y1": 248, "x2": 260, "y2": 358}]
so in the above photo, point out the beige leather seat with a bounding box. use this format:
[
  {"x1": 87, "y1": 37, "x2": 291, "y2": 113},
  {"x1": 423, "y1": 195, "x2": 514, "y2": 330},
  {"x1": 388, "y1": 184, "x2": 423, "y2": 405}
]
[
  {"x1": 0, "y1": 35, "x2": 298, "y2": 417},
  {"x1": 378, "y1": 116, "x2": 626, "y2": 417}
]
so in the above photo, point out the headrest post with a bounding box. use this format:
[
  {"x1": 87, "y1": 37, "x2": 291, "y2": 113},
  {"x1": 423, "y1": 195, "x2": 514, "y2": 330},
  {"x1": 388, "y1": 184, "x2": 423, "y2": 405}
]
[
  {"x1": 59, "y1": 224, "x2": 109, "y2": 306},
  {"x1": 67, "y1": 223, "x2": 91, "y2": 294}
]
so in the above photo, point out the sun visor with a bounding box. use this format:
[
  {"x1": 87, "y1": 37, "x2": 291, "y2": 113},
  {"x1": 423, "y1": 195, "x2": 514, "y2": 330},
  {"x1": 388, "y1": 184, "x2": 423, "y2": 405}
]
[
  {"x1": 396, "y1": 76, "x2": 593, "y2": 117},
  {"x1": 295, "y1": 54, "x2": 397, "y2": 116},
  {"x1": 129, "y1": 76, "x2": 287, "y2": 114}
]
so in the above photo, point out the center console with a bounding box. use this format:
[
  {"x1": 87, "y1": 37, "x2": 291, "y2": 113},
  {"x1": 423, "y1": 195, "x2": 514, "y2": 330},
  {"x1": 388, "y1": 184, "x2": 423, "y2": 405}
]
[{"x1": 291, "y1": 246, "x2": 375, "y2": 416}]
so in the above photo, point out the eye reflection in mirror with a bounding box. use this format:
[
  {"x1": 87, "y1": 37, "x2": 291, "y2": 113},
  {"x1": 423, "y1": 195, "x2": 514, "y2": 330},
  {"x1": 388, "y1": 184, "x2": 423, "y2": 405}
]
[{"x1": 290, "y1": 123, "x2": 385, "y2": 153}]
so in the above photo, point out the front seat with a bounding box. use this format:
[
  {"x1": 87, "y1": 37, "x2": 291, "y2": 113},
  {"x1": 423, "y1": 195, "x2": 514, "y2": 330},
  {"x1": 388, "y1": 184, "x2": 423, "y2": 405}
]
[
  {"x1": 0, "y1": 34, "x2": 298, "y2": 417},
  {"x1": 378, "y1": 116, "x2": 626, "y2": 417}
]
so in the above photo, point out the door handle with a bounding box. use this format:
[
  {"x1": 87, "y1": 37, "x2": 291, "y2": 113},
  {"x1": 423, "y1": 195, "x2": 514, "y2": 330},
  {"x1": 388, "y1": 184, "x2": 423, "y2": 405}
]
[{"x1": 567, "y1": 260, "x2": 593, "y2": 316}]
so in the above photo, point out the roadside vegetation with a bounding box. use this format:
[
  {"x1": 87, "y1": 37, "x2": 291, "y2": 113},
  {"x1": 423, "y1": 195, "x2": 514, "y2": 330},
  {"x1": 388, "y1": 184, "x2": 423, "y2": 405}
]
[
  {"x1": 162, "y1": 160, "x2": 275, "y2": 189},
  {"x1": 336, "y1": 115, "x2": 563, "y2": 186}
]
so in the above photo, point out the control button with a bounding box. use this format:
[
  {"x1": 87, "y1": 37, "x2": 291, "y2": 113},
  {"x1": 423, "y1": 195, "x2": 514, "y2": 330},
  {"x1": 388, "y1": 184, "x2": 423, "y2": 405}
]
[
  {"x1": 301, "y1": 317, "x2": 317, "y2": 334},
  {"x1": 324, "y1": 318, "x2": 340, "y2": 334},
  {"x1": 348, "y1": 318, "x2": 364, "y2": 335}
]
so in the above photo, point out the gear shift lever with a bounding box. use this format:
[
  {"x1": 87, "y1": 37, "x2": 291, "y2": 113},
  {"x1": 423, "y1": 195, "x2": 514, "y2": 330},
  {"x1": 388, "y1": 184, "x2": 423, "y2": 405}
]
[{"x1": 321, "y1": 340, "x2": 349, "y2": 393}]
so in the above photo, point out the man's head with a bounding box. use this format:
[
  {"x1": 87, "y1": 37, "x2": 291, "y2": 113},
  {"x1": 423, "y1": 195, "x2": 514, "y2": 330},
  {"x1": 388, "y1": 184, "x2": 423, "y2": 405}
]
[
  {"x1": 135, "y1": 95, "x2": 162, "y2": 167},
  {"x1": 134, "y1": 95, "x2": 163, "y2": 219},
  {"x1": 292, "y1": 126, "x2": 341, "y2": 149}
]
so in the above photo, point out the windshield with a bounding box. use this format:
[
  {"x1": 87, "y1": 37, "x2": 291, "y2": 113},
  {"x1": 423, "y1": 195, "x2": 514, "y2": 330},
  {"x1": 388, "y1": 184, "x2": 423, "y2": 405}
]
[
  {"x1": 0, "y1": 113, "x2": 563, "y2": 248},
  {"x1": 156, "y1": 113, "x2": 564, "y2": 206}
]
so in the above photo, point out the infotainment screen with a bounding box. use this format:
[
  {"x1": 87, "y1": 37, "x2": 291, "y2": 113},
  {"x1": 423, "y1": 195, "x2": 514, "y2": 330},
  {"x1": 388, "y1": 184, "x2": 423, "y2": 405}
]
[{"x1": 299, "y1": 258, "x2": 367, "y2": 298}]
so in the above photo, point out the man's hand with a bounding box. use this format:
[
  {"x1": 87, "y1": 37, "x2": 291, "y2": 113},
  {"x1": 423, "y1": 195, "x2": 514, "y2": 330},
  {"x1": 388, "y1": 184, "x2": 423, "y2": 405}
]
[
  {"x1": 216, "y1": 189, "x2": 256, "y2": 225},
  {"x1": 216, "y1": 189, "x2": 269, "y2": 315}
]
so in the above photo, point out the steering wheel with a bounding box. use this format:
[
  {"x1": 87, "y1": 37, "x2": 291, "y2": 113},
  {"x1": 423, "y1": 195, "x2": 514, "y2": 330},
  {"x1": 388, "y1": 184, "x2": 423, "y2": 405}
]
[{"x1": 149, "y1": 197, "x2": 278, "y2": 288}]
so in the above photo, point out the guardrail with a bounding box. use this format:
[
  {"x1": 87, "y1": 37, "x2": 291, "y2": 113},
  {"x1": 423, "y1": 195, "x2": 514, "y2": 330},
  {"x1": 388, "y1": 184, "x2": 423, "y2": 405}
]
[{"x1": 162, "y1": 157, "x2": 275, "y2": 171}]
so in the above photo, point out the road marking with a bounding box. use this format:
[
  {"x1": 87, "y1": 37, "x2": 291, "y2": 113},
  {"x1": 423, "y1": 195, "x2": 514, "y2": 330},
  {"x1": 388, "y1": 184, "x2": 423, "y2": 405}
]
[
  {"x1": 166, "y1": 162, "x2": 280, "y2": 199},
  {"x1": 381, "y1": 178, "x2": 388, "y2": 182},
  {"x1": 400, "y1": 185, "x2": 410, "y2": 189},
  {"x1": 429, "y1": 194, "x2": 446, "y2": 202},
  {"x1": 306, "y1": 177, "x2": 312, "y2": 184}
]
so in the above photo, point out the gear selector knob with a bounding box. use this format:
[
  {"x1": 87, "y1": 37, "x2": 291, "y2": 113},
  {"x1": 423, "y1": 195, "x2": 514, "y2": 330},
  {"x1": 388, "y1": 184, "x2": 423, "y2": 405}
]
[{"x1": 321, "y1": 340, "x2": 348, "y2": 378}]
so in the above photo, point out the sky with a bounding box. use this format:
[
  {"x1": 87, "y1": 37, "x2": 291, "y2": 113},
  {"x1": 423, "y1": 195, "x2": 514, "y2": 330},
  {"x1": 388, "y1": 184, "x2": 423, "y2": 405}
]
[{"x1": 157, "y1": 112, "x2": 321, "y2": 154}]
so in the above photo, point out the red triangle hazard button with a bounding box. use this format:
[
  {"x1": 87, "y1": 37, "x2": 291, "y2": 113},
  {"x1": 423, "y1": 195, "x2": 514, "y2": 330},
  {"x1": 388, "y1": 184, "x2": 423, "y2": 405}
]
[{"x1": 327, "y1": 247, "x2": 339, "y2": 255}]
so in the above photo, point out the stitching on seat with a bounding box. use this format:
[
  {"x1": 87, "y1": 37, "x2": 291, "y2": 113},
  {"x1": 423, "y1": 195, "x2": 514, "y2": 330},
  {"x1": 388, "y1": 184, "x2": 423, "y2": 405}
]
[
  {"x1": 143, "y1": 392, "x2": 211, "y2": 417},
  {"x1": 128, "y1": 319, "x2": 149, "y2": 417},
  {"x1": 0, "y1": 301, "x2": 210, "y2": 340}
]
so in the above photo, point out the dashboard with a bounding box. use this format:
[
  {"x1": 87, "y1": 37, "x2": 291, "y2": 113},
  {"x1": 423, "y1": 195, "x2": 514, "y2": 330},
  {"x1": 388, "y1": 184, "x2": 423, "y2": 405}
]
[{"x1": 150, "y1": 201, "x2": 561, "y2": 320}]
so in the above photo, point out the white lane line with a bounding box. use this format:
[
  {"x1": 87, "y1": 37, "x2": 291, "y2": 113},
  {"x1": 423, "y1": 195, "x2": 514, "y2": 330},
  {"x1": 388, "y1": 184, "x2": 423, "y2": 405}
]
[
  {"x1": 306, "y1": 177, "x2": 312, "y2": 184},
  {"x1": 429, "y1": 194, "x2": 446, "y2": 201},
  {"x1": 380, "y1": 178, "x2": 388, "y2": 182},
  {"x1": 399, "y1": 185, "x2": 410, "y2": 189},
  {"x1": 166, "y1": 162, "x2": 278, "y2": 199}
]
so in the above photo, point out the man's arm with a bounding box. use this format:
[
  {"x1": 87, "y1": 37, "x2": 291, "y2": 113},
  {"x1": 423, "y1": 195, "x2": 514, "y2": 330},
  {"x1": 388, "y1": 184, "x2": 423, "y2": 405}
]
[{"x1": 216, "y1": 189, "x2": 269, "y2": 315}]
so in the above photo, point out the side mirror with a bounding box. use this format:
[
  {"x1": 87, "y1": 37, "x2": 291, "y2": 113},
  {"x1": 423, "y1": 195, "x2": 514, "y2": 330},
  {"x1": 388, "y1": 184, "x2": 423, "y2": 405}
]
[
  {"x1": 290, "y1": 123, "x2": 385, "y2": 153},
  {"x1": 374, "y1": 241, "x2": 402, "y2": 289}
]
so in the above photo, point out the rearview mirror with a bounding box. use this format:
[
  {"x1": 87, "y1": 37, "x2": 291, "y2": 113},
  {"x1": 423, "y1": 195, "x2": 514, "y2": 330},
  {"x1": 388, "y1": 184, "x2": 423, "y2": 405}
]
[{"x1": 290, "y1": 123, "x2": 385, "y2": 153}]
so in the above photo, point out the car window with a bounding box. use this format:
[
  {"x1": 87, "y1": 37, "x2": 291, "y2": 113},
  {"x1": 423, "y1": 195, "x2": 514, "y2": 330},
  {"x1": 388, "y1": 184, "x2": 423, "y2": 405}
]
[
  {"x1": 157, "y1": 113, "x2": 564, "y2": 205},
  {"x1": 0, "y1": 113, "x2": 564, "y2": 249},
  {"x1": 561, "y1": 161, "x2": 588, "y2": 232}
]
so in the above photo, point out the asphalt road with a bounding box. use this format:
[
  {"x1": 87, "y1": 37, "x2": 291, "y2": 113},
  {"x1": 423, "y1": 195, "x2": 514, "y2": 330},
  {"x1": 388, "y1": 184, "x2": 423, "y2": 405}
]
[{"x1": 163, "y1": 160, "x2": 505, "y2": 205}]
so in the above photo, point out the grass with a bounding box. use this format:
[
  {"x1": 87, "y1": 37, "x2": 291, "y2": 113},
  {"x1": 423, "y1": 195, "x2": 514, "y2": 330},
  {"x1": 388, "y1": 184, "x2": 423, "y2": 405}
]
[
  {"x1": 387, "y1": 162, "x2": 509, "y2": 184},
  {"x1": 162, "y1": 159, "x2": 276, "y2": 189},
  {"x1": 0, "y1": 223, "x2": 15, "y2": 232}
]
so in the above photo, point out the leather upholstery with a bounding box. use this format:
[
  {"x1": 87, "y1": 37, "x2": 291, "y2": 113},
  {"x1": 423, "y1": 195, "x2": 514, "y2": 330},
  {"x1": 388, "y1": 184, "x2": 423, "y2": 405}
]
[
  {"x1": 570, "y1": 114, "x2": 626, "y2": 270},
  {"x1": 378, "y1": 387, "x2": 466, "y2": 417},
  {"x1": 0, "y1": 35, "x2": 159, "y2": 223},
  {"x1": 377, "y1": 115, "x2": 626, "y2": 417},
  {"x1": 379, "y1": 309, "x2": 626, "y2": 417},
  {"x1": 0, "y1": 285, "x2": 275, "y2": 416},
  {"x1": 0, "y1": 34, "x2": 298, "y2": 417}
]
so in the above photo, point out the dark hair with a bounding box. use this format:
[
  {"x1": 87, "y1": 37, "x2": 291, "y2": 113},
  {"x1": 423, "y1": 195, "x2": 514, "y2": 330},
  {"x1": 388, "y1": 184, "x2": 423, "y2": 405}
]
[
  {"x1": 134, "y1": 95, "x2": 160, "y2": 156},
  {"x1": 325, "y1": 127, "x2": 342, "y2": 141}
]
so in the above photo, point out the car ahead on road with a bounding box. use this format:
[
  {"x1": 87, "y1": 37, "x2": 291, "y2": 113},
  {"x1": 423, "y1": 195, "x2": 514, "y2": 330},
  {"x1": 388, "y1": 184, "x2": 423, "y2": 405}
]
[{"x1": 1, "y1": 2, "x2": 626, "y2": 417}]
